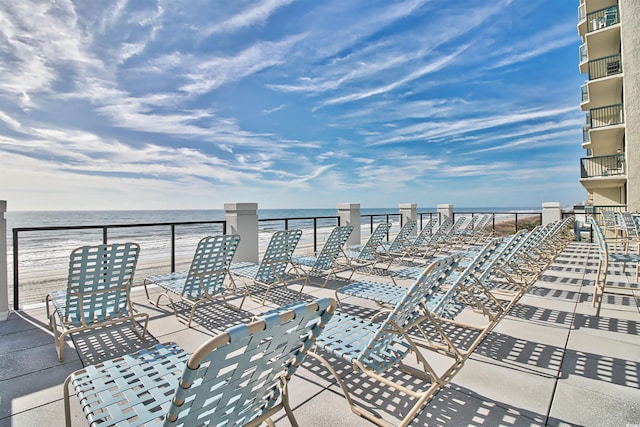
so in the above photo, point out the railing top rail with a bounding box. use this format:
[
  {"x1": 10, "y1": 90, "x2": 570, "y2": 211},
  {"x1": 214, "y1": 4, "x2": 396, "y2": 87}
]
[
  {"x1": 586, "y1": 4, "x2": 618, "y2": 18},
  {"x1": 13, "y1": 219, "x2": 226, "y2": 233},
  {"x1": 580, "y1": 153, "x2": 624, "y2": 161},
  {"x1": 258, "y1": 215, "x2": 338, "y2": 222},
  {"x1": 590, "y1": 103, "x2": 623, "y2": 111},
  {"x1": 589, "y1": 53, "x2": 621, "y2": 62}
]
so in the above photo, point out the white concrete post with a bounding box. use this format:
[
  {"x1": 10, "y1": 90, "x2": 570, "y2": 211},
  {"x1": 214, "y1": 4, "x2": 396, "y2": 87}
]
[
  {"x1": 224, "y1": 203, "x2": 258, "y2": 263},
  {"x1": 437, "y1": 203, "x2": 454, "y2": 226},
  {"x1": 542, "y1": 202, "x2": 562, "y2": 226},
  {"x1": 0, "y1": 201, "x2": 8, "y2": 320},
  {"x1": 337, "y1": 203, "x2": 361, "y2": 247},
  {"x1": 399, "y1": 203, "x2": 417, "y2": 236}
]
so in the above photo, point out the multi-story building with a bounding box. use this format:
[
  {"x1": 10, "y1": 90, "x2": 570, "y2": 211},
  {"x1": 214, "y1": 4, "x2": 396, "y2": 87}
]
[{"x1": 578, "y1": 0, "x2": 639, "y2": 213}]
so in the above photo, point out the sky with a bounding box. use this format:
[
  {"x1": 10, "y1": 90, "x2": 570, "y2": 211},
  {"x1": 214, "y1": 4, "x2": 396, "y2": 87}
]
[{"x1": 0, "y1": 0, "x2": 587, "y2": 211}]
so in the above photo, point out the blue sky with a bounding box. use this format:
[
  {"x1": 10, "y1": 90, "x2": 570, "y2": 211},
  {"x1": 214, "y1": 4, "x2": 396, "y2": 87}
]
[{"x1": 0, "y1": 0, "x2": 586, "y2": 211}]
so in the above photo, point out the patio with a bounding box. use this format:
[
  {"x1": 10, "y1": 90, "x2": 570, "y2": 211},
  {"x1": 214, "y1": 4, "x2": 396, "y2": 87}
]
[{"x1": 1, "y1": 241, "x2": 639, "y2": 426}]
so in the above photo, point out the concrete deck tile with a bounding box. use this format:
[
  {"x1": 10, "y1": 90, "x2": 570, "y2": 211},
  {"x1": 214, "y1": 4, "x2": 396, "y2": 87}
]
[
  {"x1": 450, "y1": 356, "x2": 556, "y2": 416},
  {"x1": 547, "y1": 382, "x2": 640, "y2": 427}
]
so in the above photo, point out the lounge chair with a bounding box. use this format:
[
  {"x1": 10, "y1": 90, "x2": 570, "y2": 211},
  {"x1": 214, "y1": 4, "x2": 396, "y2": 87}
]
[
  {"x1": 291, "y1": 225, "x2": 353, "y2": 287},
  {"x1": 143, "y1": 234, "x2": 244, "y2": 327},
  {"x1": 587, "y1": 216, "x2": 639, "y2": 316},
  {"x1": 45, "y1": 242, "x2": 148, "y2": 362},
  {"x1": 338, "y1": 222, "x2": 391, "y2": 279},
  {"x1": 63, "y1": 298, "x2": 336, "y2": 427},
  {"x1": 230, "y1": 229, "x2": 303, "y2": 305},
  {"x1": 308, "y1": 256, "x2": 464, "y2": 427},
  {"x1": 375, "y1": 219, "x2": 417, "y2": 268}
]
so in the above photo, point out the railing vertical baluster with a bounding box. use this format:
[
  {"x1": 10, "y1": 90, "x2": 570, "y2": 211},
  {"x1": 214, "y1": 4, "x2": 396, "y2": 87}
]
[
  {"x1": 492, "y1": 214, "x2": 496, "y2": 233},
  {"x1": 102, "y1": 227, "x2": 107, "y2": 244},
  {"x1": 515, "y1": 213, "x2": 519, "y2": 233},
  {"x1": 171, "y1": 225, "x2": 176, "y2": 273},
  {"x1": 285, "y1": 219, "x2": 289, "y2": 230},
  {"x1": 370, "y1": 216, "x2": 374, "y2": 234},
  {"x1": 13, "y1": 229, "x2": 19, "y2": 310},
  {"x1": 313, "y1": 218, "x2": 318, "y2": 254}
]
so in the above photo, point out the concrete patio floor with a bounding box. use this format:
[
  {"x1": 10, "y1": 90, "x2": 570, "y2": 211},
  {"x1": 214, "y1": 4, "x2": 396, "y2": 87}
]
[{"x1": 1, "y1": 241, "x2": 639, "y2": 426}]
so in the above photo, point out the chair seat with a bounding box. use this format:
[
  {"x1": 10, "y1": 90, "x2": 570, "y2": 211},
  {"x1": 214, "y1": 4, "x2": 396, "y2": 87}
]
[
  {"x1": 316, "y1": 312, "x2": 408, "y2": 372},
  {"x1": 290, "y1": 255, "x2": 317, "y2": 268},
  {"x1": 146, "y1": 271, "x2": 229, "y2": 301},
  {"x1": 67, "y1": 342, "x2": 189, "y2": 425}
]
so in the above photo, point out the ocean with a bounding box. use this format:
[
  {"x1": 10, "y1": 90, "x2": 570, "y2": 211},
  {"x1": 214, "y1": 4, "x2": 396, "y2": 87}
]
[{"x1": 5, "y1": 207, "x2": 540, "y2": 307}]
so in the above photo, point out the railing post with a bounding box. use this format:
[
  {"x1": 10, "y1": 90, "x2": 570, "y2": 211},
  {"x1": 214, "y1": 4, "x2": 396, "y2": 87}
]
[
  {"x1": 0, "y1": 201, "x2": 8, "y2": 320},
  {"x1": 337, "y1": 203, "x2": 361, "y2": 247},
  {"x1": 224, "y1": 203, "x2": 258, "y2": 263},
  {"x1": 399, "y1": 203, "x2": 417, "y2": 237},
  {"x1": 542, "y1": 202, "x2": 562, "y2": 226},
  {"x1": 437, "y1": 203, "x2": 453, "y2": 226}
]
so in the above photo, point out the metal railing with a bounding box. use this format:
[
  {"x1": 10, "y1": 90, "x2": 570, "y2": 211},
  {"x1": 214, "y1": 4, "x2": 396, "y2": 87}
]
[
  {"x1": 11, "y1": 220, "x2": 227, "y2": 310},
  {"x1": 586, "y1": 5, "x2": 619, "y2": 33},
  {"x1": 257, "y1": 215, "x2": 340, "y2": 254},
  {"x1": 8, "y1": 209, "x2": 546, "y2": 309},
  {"x1": 588, "y1": 54, "x2": 622, "y2": 80},
  {"x1": 580, "y1": 153, "x2": 626, "y2": 178},
  {"x1": 589, "y1": 104, "x2": 624, "y2": 129}
]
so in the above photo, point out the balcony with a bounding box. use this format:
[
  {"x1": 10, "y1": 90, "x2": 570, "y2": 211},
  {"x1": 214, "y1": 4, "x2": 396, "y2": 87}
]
[
  {"x1": 588, "y1": 54, "x2": 622, "y2": 80},
  {"x1": 589, "y1": 104, "x2": 624, "y2": 129},
  {"x1": 580, "y1": 153, "x2": 625, "y2": 178},
  {"x1": 586, "y1": 5, "x2": 619, "y2": 33}
]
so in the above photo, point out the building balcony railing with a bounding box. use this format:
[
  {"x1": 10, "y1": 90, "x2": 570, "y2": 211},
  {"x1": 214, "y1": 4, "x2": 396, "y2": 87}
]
[
  {"x1": 579, "y1": 43, "x2": 588, "y2": 64},
  {"x1": 588, "y1": 54, "x2": 622, "y2": 80},
  {"x1": 586, "y1": 5, "x2": 619, "y2": 33},
  {"x1": 580, "y1": 153, "x2": 625, "y2": 178},
  {"x1": 581, "y1": 82, "x2": 589, "y2": 103},
  {"x1": 589, "y1": 104, "x2": 624, "y2": 129},
  {"x1": 582, "y1": 126, "x2": 590, "y2": 144},
  {"x1": 578, "y1": 3, "x2": 586, "y2": 23}
]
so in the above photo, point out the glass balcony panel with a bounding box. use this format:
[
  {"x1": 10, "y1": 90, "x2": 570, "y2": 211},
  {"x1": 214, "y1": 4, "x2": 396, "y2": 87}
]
[
  {"x1": 581, "y1": 83, "x2": 589, "y2": 103},
  {"x1": 578, "y1": 3, "x2": 586, "y2": 22},
  {"x1": 579, "y1": 44, "x2": 588, "y2": 63},
  {"x1": 582, "y1": 127, "x2": 590, "y2": 143}
]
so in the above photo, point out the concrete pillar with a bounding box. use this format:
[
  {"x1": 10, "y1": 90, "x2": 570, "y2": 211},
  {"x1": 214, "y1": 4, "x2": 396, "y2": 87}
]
[
  {"x1": 437, "y1": 203, "x2": 453, "y2": 226},
  {"x1": 542, "y1": 202, "x2": 562, "y2": 225},
  {"x1": 399, "y1": 203, "x2": 417, "y2": 236},
  {"x1": 0, "y1": 201, "x2": 8, "y2": 320},
  {"x1": 224, "y1": 203, "x2": 258, "y2": 263},
  {"x1": 337, "y1": 203, "x2": 361, "y2": 247}
]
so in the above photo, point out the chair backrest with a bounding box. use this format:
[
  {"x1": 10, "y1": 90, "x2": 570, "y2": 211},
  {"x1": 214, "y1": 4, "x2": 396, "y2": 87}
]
[
  {"x1": 165, "y1": 298, "x2": 336, "y2": 426},
  {"x1": 183, "y1": 234, "x2": 240, "y2": 299},
  {"x1": 413, "y1": 218, "x2": 438, "y2": 246},
  {"x1": 64, "y1": 242, "x2": 140, "y2": 326},
  {"x1": 357, "y1": 255, "x2": 460, "y2": 368},
  {"x1": 620, "y1": 212, "x2": 639, "y2": 238},
  {"x1": 587, "y1": 216, "x2": 608, "y2": 260},
  {"x1": 601, "y1": 210, "x2": 617, "y2": 231},
  {"x1": 429, "y1": 217, "x2": 453, "y2": 243},
  {"x1": 313, "y1": 225, "x2": 353, "y2": 271},
  {"x1": 387, "y1": 219, "x2": 417, "y2": 253},
  {"x1": 357, "y1": 223, "x2": 391, "y2": 260},
  {"x1": 255, "y1": 229, "x2": 303, "y2": 284}
]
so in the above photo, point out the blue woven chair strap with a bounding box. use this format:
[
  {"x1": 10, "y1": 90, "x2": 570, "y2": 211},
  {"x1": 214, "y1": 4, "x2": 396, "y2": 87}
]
[
  {"x1": 69, "y1": 342, "x2": 188, "y2": 426},
  {"x1": 63, "y1": 243, "x2": 139, "y2": 326},
  {"x1": 166, "y1": 298, "x2": 334, "y2": 425}
]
